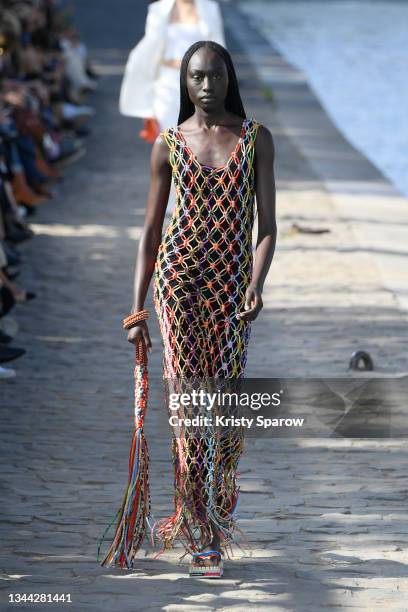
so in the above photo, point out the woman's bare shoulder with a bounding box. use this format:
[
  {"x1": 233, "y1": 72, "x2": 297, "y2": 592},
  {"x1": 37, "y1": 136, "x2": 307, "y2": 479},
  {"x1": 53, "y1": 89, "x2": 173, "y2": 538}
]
[
  {"x1": 254, "y1": 123, "x2": 275, "y2": 155},
  {"x1": 151, "y1": 132, "x2": 172, "y2": 168}
]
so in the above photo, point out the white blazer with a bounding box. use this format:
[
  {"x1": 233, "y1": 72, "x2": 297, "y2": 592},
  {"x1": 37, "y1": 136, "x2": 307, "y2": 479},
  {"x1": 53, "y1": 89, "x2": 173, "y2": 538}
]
[{"x1": 119, "y1": 0, "x2": 226, "y2": 118}]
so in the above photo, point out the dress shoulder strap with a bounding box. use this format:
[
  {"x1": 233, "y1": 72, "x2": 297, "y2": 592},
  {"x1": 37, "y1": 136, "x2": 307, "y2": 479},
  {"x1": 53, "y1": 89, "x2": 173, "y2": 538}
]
[
  {"x1": 244, "y1": 118, "x2": 261, "y2": 146},
  {"x1": 160, "y1": 127, "x2": 175, "y2": 149},
  {"x1": 160, "y1": 127, "x2": 181, "y2": 172},
  {"x1": 241, "y1": 119, "x2": 261, "y2": 171}
]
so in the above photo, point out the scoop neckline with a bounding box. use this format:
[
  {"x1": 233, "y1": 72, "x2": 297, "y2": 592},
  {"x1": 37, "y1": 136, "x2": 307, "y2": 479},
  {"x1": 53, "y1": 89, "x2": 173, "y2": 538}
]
[{"x1": 175, "y1": 119, "x2": 248, "y2": 173}]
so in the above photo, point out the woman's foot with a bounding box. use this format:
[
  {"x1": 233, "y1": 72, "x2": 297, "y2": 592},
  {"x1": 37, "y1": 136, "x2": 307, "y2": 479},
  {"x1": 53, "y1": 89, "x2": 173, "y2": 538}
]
[
  {"x1": 189, "y1": 535, "x2": 223, "y2": 578},
  {"x1": 189, "y1": 548, "x2": 223, "y2": 578},
  {"x1": 199, "y1": 541, "x2": 222, "y2": 566}
]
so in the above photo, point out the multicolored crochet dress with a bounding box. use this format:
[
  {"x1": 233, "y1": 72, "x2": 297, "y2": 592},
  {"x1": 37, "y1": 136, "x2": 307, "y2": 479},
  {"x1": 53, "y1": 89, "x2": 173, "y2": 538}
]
[{"x1": 152, "y1": 117, "x2": 260, "y2": 553}]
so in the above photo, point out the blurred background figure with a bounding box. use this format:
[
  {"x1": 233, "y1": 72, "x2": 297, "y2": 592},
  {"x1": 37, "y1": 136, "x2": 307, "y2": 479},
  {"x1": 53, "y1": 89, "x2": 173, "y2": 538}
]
[
  {"x1": 119, "y1": 0, "x2": 225, "y2": 139},
  {"x1": 0, "y1": 0, "x2": 98, "y2": 379},
  {"x1": 119, "y1": 0, "x2": 225, "y2": 215}
]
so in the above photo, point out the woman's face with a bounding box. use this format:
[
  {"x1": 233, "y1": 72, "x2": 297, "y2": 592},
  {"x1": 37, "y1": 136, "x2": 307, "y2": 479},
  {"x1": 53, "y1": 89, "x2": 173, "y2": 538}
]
[{"x1": 186, "y1": 47, "x2": 229, "y2": 113}]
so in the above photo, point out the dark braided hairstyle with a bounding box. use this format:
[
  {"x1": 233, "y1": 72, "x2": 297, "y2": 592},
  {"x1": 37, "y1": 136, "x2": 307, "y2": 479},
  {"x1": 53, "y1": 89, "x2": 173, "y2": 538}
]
[{"x1": 178, "y1": 40, "x2": 246, "y2": 126}]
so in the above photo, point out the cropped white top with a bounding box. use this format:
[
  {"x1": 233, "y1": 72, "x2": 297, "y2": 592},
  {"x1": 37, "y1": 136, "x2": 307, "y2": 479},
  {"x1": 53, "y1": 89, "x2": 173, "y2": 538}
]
[{"x1": 163, "y1": 22, "x2": 204, "y2": 61}]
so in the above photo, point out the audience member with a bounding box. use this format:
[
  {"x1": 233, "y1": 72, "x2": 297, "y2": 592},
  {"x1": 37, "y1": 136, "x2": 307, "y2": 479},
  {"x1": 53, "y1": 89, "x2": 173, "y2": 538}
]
[{"x1": 0, "y1": 0, "x2": 97, "y2": 379}]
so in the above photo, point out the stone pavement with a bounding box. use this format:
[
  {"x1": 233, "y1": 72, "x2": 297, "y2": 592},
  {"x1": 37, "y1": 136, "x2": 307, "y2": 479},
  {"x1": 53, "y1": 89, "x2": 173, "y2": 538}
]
[{"x1": 1, "y1": 1, "x2": 408, "y2": 610}]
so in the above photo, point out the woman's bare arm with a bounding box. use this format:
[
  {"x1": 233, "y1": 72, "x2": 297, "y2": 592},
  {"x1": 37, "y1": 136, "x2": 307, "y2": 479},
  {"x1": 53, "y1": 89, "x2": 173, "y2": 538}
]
[
  {"x1": 127, "y1": 135, "x2": 171, "y2": 347},
  {"x1": 237, "y1": 124, "x2": 277, "y2": 321},
  {"x1": 131, "y1": 135, "x2": 171, "y2": 312}
]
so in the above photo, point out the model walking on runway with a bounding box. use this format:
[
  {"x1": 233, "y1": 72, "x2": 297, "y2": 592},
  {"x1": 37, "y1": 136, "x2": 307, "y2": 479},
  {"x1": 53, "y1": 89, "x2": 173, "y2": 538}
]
[{"x1": 103, "y1": 40, "x2": 276, "y2": 577}]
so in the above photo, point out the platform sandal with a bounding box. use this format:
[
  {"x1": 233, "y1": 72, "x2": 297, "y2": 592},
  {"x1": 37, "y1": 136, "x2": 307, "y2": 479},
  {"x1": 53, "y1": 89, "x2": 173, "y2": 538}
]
[{"x1": 189, "y1": 550, "x2": 223, "y2": 578}]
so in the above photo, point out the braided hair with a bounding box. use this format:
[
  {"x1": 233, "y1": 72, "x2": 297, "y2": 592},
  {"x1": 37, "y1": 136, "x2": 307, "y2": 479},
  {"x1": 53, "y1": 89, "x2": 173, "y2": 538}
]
[{"x1": 178, "y1": 40, "x2": 246, "y2": 126}]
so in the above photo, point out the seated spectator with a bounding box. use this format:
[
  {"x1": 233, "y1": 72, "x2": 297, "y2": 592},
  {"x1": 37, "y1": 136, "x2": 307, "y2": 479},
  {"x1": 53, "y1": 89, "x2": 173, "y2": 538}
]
[{"x1": 0, "y1": 0, "x2": 97, "y2": 379}]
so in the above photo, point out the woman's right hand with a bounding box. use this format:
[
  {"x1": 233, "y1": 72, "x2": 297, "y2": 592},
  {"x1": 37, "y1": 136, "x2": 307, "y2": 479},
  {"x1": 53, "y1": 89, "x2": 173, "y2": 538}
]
[{"x1": 127, "y1": 321, "x2": 152, "y2": 353}]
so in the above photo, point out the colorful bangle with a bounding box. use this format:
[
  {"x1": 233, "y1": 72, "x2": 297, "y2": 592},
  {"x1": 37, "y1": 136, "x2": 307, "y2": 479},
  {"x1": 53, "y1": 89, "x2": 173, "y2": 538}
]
[{"x1": 123, "y1": 309, "x2": 149, "y2": 330}]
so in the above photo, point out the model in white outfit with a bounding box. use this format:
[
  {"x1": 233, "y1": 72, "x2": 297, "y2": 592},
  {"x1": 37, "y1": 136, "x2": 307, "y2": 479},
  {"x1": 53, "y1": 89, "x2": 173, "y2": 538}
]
[
  {"x1": 153, "y1": 21, "x2": 204, "y2": 129},
  {"x1": 119, "y1": 0, "x2": 225, "y2": 213},
  {"x1": 119, "y1": 0, "x2": 226, "y2": 128}
]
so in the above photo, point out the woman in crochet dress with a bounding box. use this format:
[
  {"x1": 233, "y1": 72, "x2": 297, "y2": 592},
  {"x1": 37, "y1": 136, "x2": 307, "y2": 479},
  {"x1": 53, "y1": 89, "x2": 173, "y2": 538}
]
[{"x1": 126, "y1": 40, "x2": 276, "y2": 577}]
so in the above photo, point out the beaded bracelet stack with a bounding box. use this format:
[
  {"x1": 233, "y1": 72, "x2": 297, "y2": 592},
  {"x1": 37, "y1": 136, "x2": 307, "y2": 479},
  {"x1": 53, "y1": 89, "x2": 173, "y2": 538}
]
[{"x1": 123, "y1": 309, "x2": 149, "y2": 330}]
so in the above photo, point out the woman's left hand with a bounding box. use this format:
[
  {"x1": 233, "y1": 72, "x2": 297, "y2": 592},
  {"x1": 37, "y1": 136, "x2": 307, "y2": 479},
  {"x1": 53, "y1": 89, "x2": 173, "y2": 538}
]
[{"x1": 236, "y1": 284, "x2": 263, "y2": 322}]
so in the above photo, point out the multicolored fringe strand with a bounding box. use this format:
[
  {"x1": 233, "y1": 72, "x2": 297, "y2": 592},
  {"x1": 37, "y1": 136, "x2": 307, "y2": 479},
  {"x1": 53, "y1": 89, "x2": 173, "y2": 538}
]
[{"x1": 98, "y1": 339, "x2": 150, "y2": 569}]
